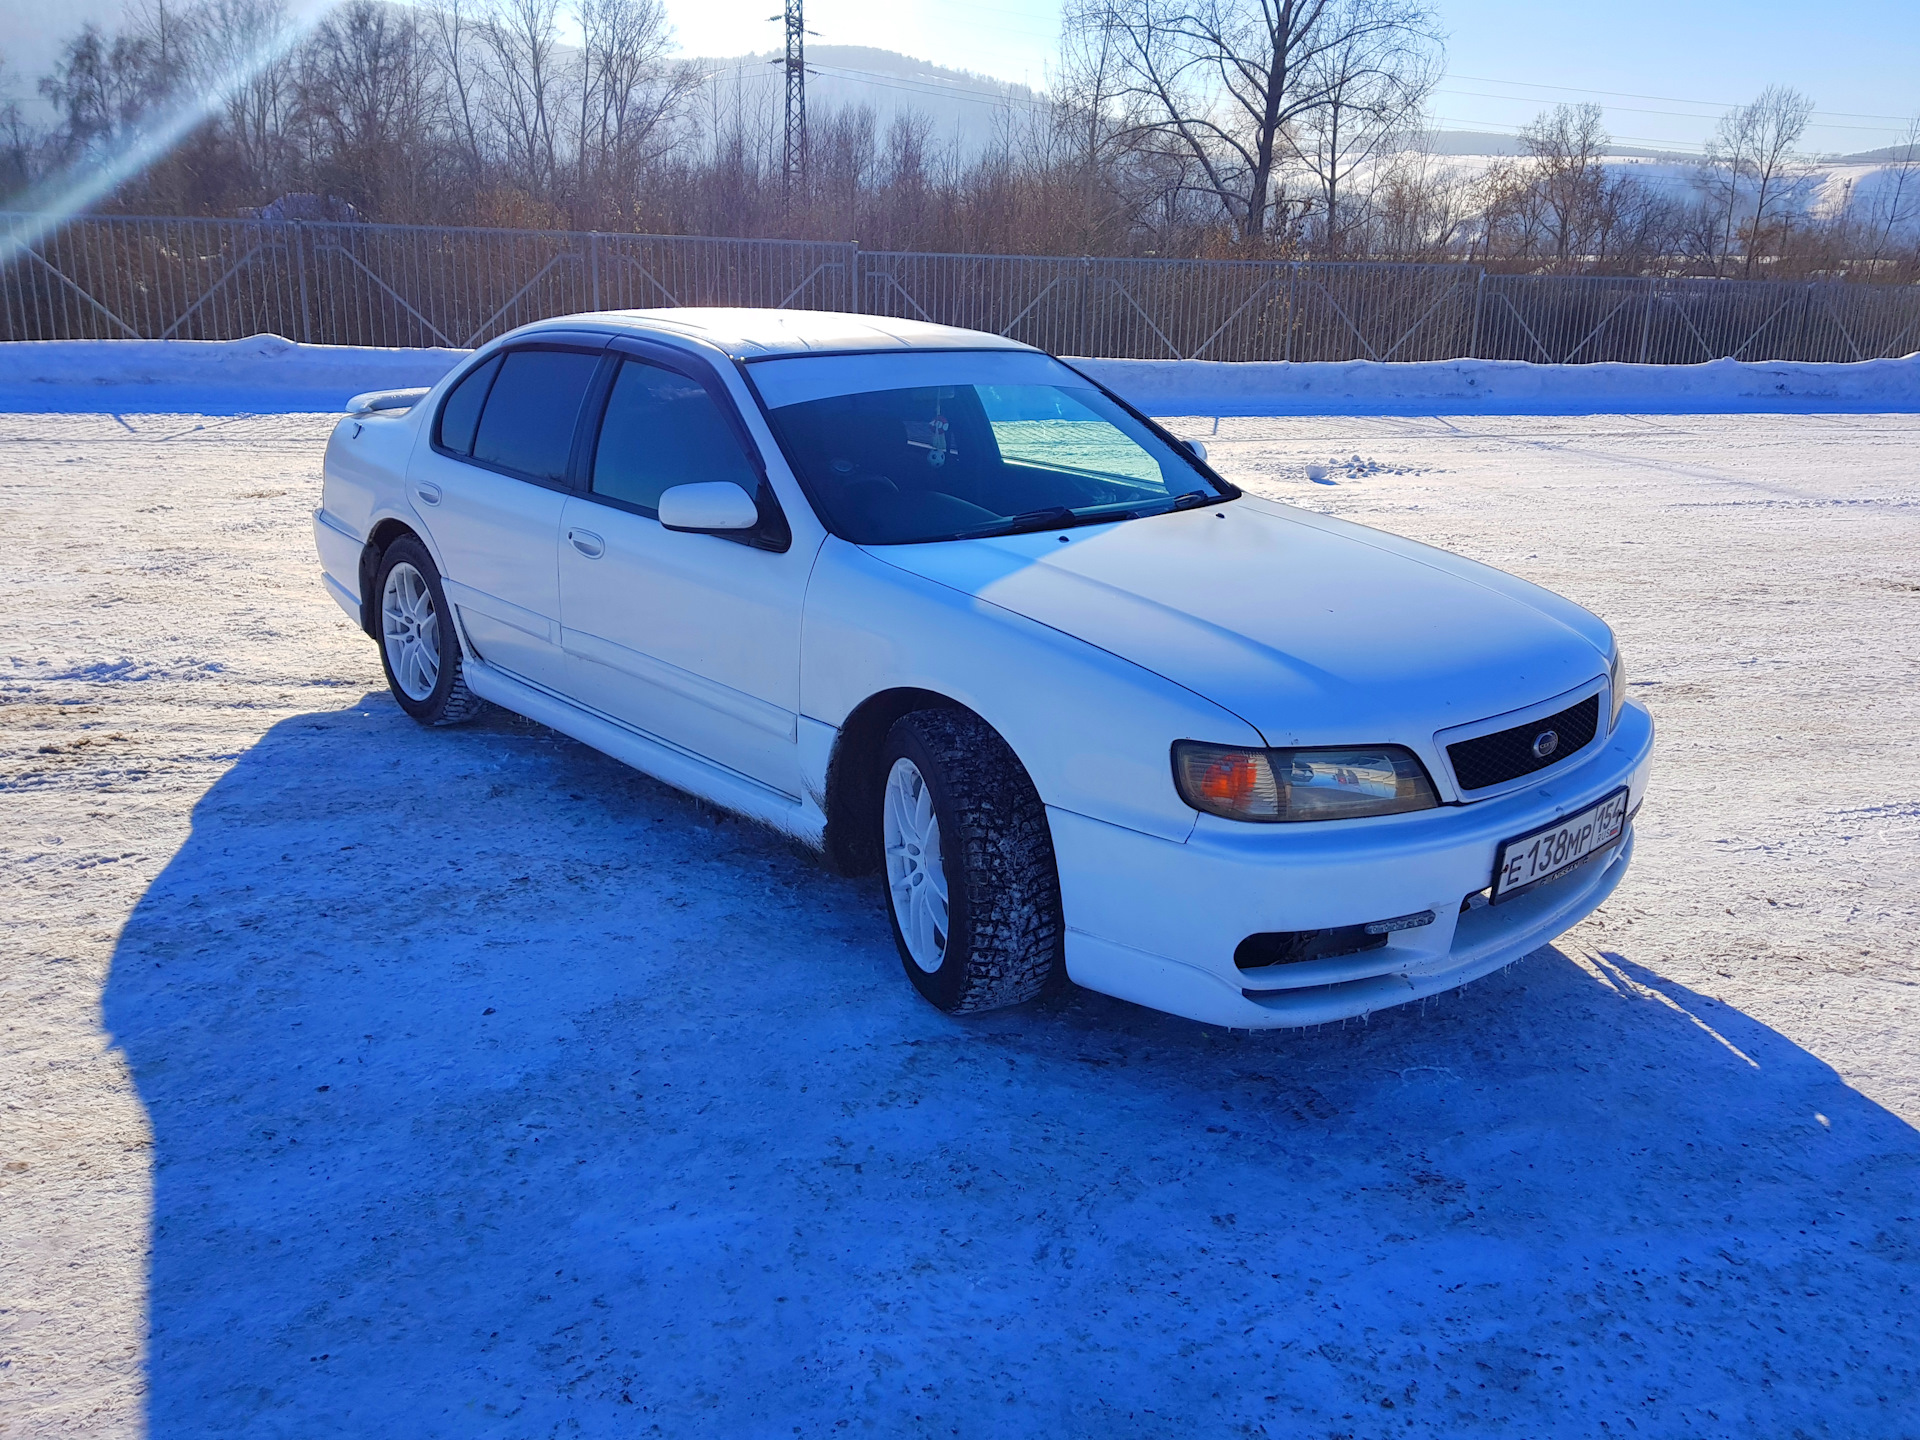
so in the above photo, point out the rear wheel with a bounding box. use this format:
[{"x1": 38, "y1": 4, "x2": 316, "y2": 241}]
[
  {"x1": 374, "y1": 537, "x2": 485, "y2": 726},
  {"x1": 880, "y1": 709, "x2": 1063, "y2": 1013}
]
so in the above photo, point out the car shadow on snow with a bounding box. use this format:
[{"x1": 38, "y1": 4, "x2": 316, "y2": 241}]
[{"x1": 103, "y1": 695, "x2": 1920, "y2": 1438}]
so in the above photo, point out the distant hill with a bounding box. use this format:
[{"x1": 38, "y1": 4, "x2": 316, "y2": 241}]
[
  {"x1": 686, "y1": 45, "x2": 1044, "y2": 156},
  {"x1": 687, "y1": 61, "x2": 1729, "y2": 169},
  {"x1": 1835, "y1": 143, "x2": 1920, "y2": 165},
  {"x1": 1417, "y1": 129, "x2": 1703, "y2": 163}
]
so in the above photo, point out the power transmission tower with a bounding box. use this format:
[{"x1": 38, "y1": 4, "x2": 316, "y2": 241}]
[{"x1": 779, "y1": 0, "x2": 808, "y2": 216}]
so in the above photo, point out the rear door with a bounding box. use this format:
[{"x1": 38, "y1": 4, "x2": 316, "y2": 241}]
[
  {"x1": 408, "y1": 340, "x2": 607, "y2": 692},
  {"x1": 557, "y1": 345, "x2": 811, "y2": 796}
]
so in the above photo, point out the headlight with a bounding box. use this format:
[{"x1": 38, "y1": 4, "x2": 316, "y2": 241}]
[
  {"x1": 1609, "y1": 645, "x2": 1626, "y2": 730},
  {"x1": 1172, "y1": 742, "x2": 1439, "y2": 823}
]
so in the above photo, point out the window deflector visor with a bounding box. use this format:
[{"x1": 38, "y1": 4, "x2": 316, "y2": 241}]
[{"x1": 747, "y1": 350, "x2": 1079, "y2": 409}]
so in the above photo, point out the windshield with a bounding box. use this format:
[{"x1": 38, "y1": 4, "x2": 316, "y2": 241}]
[{"x1": 756, "y1": 359, "x2": 1227, "y2": 545}]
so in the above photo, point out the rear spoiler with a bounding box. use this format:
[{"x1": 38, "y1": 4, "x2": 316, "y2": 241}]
[{"x1": 345, "y1": 387, "x2": 431, "y2": 415}]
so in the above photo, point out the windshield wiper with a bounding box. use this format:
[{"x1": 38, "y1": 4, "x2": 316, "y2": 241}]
[
  {"x1": 955, "y1": 506, "x2": 1083, "y2": 539},
  {"x1": 955, "y1": 490, "x2": 1222, "y2": 541}
]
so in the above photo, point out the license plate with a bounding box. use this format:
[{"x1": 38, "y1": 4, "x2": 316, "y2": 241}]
[{"x1": 1491, "y1": 787, "x2": 1630, "y2": 903}]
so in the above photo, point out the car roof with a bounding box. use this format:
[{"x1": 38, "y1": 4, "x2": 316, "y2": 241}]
[{"x1": 525, "y1": 307, "x2": 1039, "y2": 361}]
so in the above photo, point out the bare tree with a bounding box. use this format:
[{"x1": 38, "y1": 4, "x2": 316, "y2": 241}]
[
  {"x1": 189, "y1": 0, "x2": 300, "y2": 196},
  {"x1": 570, "y1": 0, "x2": 693, "y2": 225},
  {"x1": 38, "y1": 23, "x2": 175, "y2": 159},
  {"x1": 1857, "y1": 118, "x2": 1920, "y2": 270},
  {"x1": 1370, "y1": 135, "x2": 1475, "y2": 260},
  {"x1": 1476, "y1": 104, "x2": 1685, "y2": 275},
  {"x1": 1069, "y1": 0, "x2": 1438, "y2": 246},
  {"x1": 0, "y1": 52, "x2": 49, "y2": 199},
  {"x1": 1704, "y1": 84, "x2": 1814, "y2": 277},
  {"x1": 1740, "y1": 85, "x2": 1812, "y2": 277},
  {"x1": 877, "y1": 110, "x2": 938, "y2": 248},
  {"x1": 810, "y1": 102, "x2": 877, "y2": 237},
  {"x1": 1510, "y1": 102, "x2": 1607, "y2": 268},
  {"x1": 426, "y1": 0, "x2": 490, "y2": 195},
  {"x1": 1052, "y1": 2, "x2": 1150, "y2": 252},
  {"x1": 476, "y1": 0, "x2": 569, "y2": 202},
  {"x1": 297, "y1": 1, "x2": 433, "y2": 217},
  {"x1": 1289, "y1": 0, "x2": 1439, "y2": 255}
]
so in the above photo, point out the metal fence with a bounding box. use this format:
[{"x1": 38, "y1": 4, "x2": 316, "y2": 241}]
[{"x1": 6, "y1": 211, "x2": 1919, "y2": 363}]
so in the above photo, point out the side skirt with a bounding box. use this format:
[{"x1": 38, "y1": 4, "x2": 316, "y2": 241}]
[{"x1": 463, "y1": 659, "x2": 828, "y2": 849}]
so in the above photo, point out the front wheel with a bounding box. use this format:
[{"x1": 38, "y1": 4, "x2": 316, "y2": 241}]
[
  {"x1": 374, "y1": 536, "x2": 485, "y2": 726},
  {"x1": 880, "y1": 709, "x2": 1063, "y2": 1013}
]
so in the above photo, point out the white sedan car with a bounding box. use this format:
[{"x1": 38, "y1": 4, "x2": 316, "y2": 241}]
[{"x1": 314, "y1": 308, "x2": 1653, "y2": 1028}]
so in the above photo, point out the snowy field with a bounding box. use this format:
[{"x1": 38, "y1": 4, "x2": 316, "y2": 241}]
[{"x1": 2, "y1": 407, "x2": 1918, "y2": 1437}]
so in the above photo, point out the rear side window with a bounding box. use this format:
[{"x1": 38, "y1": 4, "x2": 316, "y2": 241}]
[
  {"x1": 591, "y1": 358, "x2": 761, "y2": 516},
  {"x1": 469, "y1": 349, "x2": 602, "y2": 483},
  {"x1": 435, "y1": 354, "x2": 501, "y2": 455}
]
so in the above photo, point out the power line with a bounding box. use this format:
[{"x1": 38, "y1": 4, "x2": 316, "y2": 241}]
[
  {"x1": 1442, "y1": 73, "x2": 1919, "y2": 125},
  {"x1": 1433, "y1": 87, "x2": 1913, "y2": 136},
  {"x1": 813, "y1": 65, "x2": 1048, "y2": 110},
  {"x1": 695, "y1": 58, "x2": 1050, "y2": 115}
]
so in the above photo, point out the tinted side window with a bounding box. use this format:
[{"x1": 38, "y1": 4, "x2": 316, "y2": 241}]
[
  {"x1": 591, "y1": 359, "x2": 761, "y2": 516},
  {"x1": 470, "y1": 349, "x2": 602, "y2": 483},
  {"x1": 435, "y1": 354, "x2": 501, "y2": 455}
]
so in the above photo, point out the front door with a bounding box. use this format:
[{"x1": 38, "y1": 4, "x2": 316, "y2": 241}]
[
  {"x1": 409, "y1": 343, "x2": 604, "y2": 692},
  {"x1": 557, "y1": 353, "x2": 814, "y2": 796}
]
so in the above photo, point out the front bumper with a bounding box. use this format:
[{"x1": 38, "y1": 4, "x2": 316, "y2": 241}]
[{"x1": 1051, "y1": 701, "x2": 1654, "y2": 1028}]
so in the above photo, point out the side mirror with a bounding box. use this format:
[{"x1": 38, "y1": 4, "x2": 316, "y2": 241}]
[
  {"x1": 1183, "y1": 438, "x2": 1209, "y2": 463},
  {"x1": 658, "y1": 481, "x2": 759, "y2": 533}
]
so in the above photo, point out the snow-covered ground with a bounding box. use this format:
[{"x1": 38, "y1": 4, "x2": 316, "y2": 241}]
[
  {"x1": 0, "y1": 336, "x2": 467, "y2": 416},
  {"x1": 2, "y1": 408, "x2": 1917, "y2": 1437},
  {"x1": 3, "y1": 336, "x2": 1916, "y2": 418}
]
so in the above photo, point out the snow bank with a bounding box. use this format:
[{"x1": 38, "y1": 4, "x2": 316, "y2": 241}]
[
  {"x1": 1073, "y1": 353, "x2": 1920, "y2": 416},
  {"x1": 0, "y1": 334, "x2": 467, "y2": 414},
  {"x1": 1, "y1": 333, "x2": 1916, "y2": 416}
]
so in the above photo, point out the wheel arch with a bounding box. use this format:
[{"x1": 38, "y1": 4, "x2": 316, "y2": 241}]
[
  {"x1": 823, "y1": 686, "x2": 983, "y2": 876},
  {"x1": 357, "y1": 518, "x2": 424, "y2": 638}
]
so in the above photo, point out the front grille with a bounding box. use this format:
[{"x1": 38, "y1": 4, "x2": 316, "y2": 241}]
[{"x1": 1447, "y1": 694, "x2": 1599, "y2": 792}]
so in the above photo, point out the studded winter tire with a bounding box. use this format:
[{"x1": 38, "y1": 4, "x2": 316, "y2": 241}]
[{"x1": 879, "y1": 708, "x2": 1064, "y2": 1013}]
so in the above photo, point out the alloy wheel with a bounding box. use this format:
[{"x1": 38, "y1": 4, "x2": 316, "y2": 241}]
[
  {"x1": 381, "y1": 561, "x2": 441, "y2": 701},
  {"x1": 884, "y1": 756, "x2": 949, "y2": 972}
]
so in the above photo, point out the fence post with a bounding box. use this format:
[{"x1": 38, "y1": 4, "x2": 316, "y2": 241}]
[
  {"x1": 1799, "y1": 282, "x2": 1822, "y2": 363},
  {"x1": 1467, "y1": 268, "x2": 1485, "y2": 359},
  {"x1": 589, "y1": 232, "x2": 601, "y2": 310},
  {"x1": 1079, "y1": 256, "x2": 1092, "y2": 358},
  {"x1": 848, "y1": 242, "x2": 861, "y2": 314},
  {"x1": 292, "y1": 222, "x2": 312, "y2": 345},
  {"x1": 1638, "y1": 277, "x2": 1655, "y2": 364},
  {"x1": 1285, "y1": 262, "x2": 1297, "y2": 362}
]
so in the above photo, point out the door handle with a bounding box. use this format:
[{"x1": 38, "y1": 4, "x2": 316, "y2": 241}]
[
  {"x1": 413, "y1": 481, "x2": 442, "y2": 506},
  {"x1": 568, "y1": 528, "x2": 605, "y2": 559}
]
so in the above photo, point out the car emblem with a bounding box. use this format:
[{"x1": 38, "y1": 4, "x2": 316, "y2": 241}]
[{"x1": 1531, "y1": 730, "x2": 1560, "y2": 760}]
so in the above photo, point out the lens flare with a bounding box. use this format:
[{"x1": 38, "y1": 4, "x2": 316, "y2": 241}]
[{"x1": 1, "y1": 2, "x2": 338, "y2": 272}]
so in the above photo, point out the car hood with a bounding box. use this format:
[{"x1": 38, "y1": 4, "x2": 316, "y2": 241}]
[{"x1": 864, "y1": 495, "x2": 1613, "y2": 748}]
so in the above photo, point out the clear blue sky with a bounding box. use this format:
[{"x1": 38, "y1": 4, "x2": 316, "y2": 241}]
[{"x1": 670, "y1": 0, "x2": 1920, "y2": 154}]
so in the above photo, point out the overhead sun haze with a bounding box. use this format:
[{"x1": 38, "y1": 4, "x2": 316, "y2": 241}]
[
  {"x1": 667, "y1": 0, "x2": 1062, "y2": 89},
  {"x1": 7, "y1": 0, "x2": 1912, "y2": 151},
  {"x1": 662, "y1": 0, "x2": 1919, "y2": 154}
]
